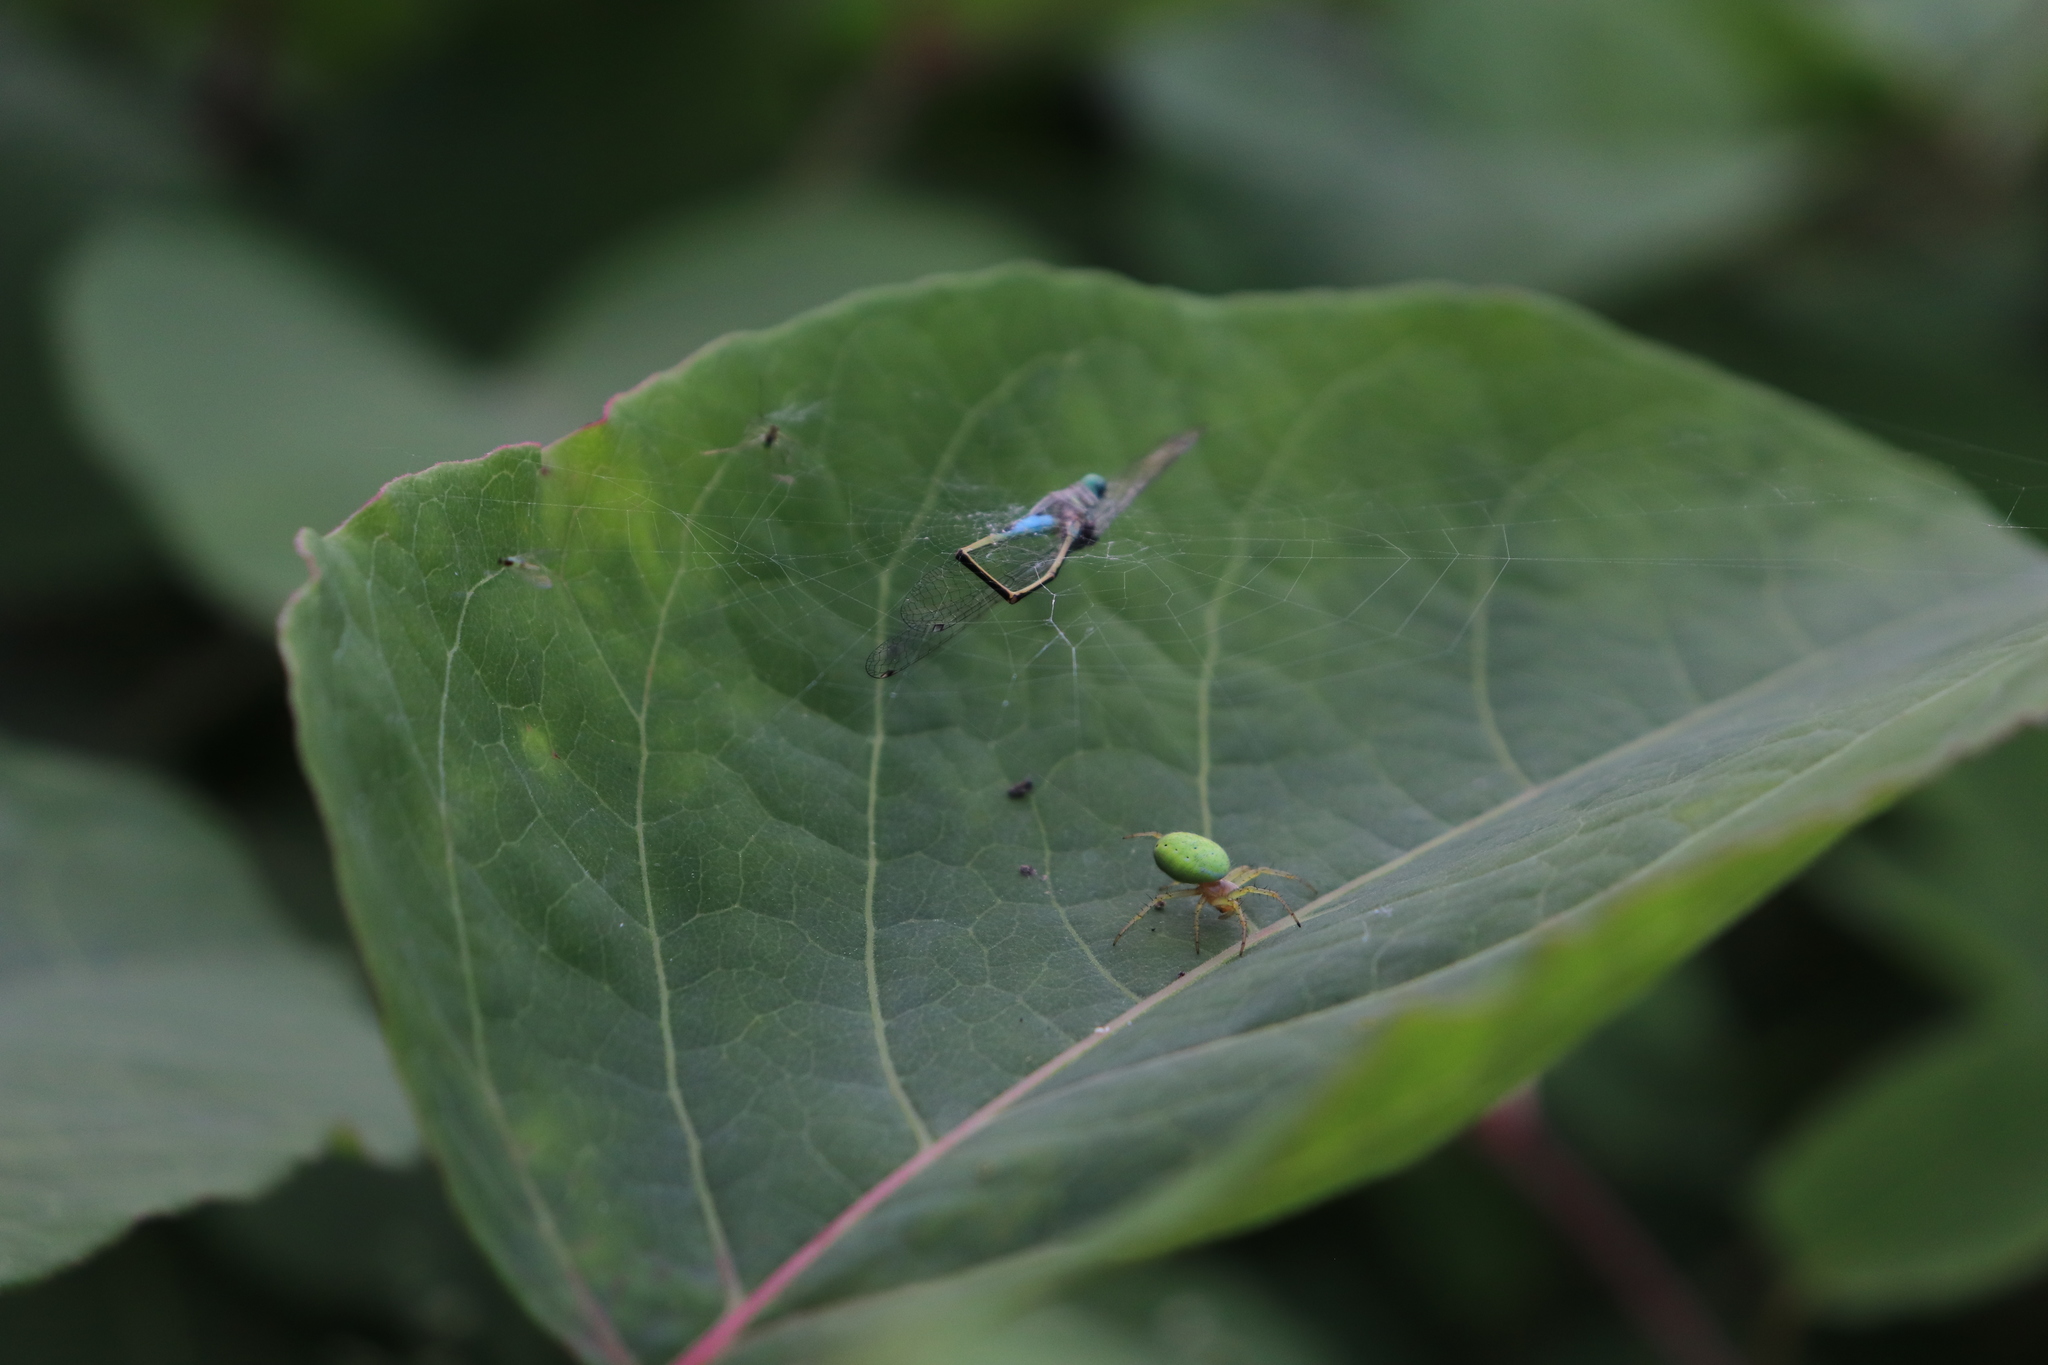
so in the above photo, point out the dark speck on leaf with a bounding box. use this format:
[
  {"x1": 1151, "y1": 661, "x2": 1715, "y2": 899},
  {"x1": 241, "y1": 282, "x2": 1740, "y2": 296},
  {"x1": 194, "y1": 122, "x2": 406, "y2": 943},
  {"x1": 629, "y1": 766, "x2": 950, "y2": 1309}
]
[
  {"x1": 1007, "y1": 778, "x2": 1034, "y2": 799},
  {"x1": 1018, "y1": 865, "x2": 1035, "y2": 878}
]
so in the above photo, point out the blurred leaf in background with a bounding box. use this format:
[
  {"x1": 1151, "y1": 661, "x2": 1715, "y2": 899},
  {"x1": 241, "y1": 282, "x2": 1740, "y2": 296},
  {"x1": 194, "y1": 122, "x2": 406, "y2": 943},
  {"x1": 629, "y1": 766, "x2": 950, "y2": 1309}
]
[
  {"x1": 1802, "y1": 0, "x2": 2048, "y2": 169},
  {"x1": 56, "y1": 209, "x2": 536, "y2": 622},
  {"x1": 56, "y1": 195, "x2": 1042, "y2": 620},
  {"x1": 1546, "y1": 961, "x2": 1753, "y2": 1203},
  {"x1": 0, "y1": 19, "x2": 199, "y2": 607},
  {"x1": 0, "y1": 1157, "x2": 574, "y2": 1364},
  {"x1": 828, "y1": 1257, "x2": 1350, "y2": 1365},
  {"x1": 8, "y1": 0, "x2": 474, "y2": 93},
  {"x1": 1110, "y1": 0, "x2": 1818, "y2": 297},
  {"x1": 195, "y1": 1158, "x2": 576, "y2": 1364},
  {"x1": 279, "y1": 3, "x2": 870, "y2": 350},
  {"x1": 0, "y1": 739, "x2": 415, "y2": 1288},
  {"x1": 1760, "y1": 724, "x2": 2048, "y2": 1316}
]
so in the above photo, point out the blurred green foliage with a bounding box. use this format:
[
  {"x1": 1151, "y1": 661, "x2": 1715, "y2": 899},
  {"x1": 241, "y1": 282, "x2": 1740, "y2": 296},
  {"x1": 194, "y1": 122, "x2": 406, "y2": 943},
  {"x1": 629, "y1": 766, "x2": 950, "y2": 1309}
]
[
  {"x1": 1763, "y1": 728, "x2": 2048, "y2": 1314},
  {"x1": 0, "y1": 740, "x2": 413, "y2": 1287},
  {"x1": 1112, "y1": 0, "x2": 1816, "y2": 295},
  {"x1": 6, "y1": 0, "x2": 2048, "y2": 1360},
  {"x1": 57, "y1": 196, "x2": 1038, "y2": 617}
]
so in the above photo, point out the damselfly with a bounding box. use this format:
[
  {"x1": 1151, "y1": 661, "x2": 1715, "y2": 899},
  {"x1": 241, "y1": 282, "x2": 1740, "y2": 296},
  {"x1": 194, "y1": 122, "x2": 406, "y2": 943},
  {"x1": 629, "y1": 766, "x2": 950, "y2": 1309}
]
[{"x1": 865, "y1": 428, "x2": 1199, "y2": 679}]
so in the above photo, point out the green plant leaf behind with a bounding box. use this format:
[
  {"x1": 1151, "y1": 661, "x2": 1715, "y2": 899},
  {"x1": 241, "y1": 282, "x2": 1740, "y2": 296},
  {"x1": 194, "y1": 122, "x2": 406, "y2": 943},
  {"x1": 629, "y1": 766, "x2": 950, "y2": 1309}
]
[
  {"x1": 282, "y1": 266, "x2": 2048, "y2": 1364},
  {"x1": 195, "y1": 1158, "x2": 576, "y2": 1363},
  {"x1": 0, "y1": 19, "x2": 203, "y2": 606},
  {"x1": 0, "y1": 740, "x2": 417, "y2": 1288},
  {"x1": 1759, "y1": 725, "x2": 2048, "y2": 1315},
  {"x1": 55, "y1": 195, "x2": 1041, "y2": 621},
  {"x1": 1112, "y1": 0, "x2": 1814, "y2": 296},
  {"x1": 821, "y1": 1255, "x2": 1346, "y2": 1365},
  {"x1": 1800, "y1": 0, "x2": 2048, "y2": 166}
]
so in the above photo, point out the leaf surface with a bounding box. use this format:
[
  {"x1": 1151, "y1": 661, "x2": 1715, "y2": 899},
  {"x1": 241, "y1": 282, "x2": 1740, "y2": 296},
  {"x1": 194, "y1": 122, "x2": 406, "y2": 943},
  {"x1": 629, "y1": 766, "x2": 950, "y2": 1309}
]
[
  {"x1": 0, "y1": 742, "x2": 416, "y2": 1286},
  {"x1": 282, "y1": 267, "x2": 2048, "y2": 1362}
]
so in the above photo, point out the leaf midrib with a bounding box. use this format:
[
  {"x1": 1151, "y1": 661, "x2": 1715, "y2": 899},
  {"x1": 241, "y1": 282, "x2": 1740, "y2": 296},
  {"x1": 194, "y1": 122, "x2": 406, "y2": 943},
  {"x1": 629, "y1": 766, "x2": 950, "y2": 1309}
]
[{"x1": 1043, "y1": 595, "x2": 2048, "y2": 1101}]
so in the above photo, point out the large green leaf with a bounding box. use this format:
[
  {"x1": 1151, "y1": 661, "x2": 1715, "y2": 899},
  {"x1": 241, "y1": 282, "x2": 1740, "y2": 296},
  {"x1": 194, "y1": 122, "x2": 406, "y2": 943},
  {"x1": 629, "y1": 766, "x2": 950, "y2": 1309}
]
[
  {"x1": 1759, "y1": 726, "x2": 2048, "y2": 1314},
  {"x1": 282, "y1": 267, "x2": 2048, "y2": 1364},
  {"x1": 0, "y1": 741, "x2": 416, "y2": 1287},
  {"x1": 56, "y1": 195, "x2": 1041, "y2": 620}
]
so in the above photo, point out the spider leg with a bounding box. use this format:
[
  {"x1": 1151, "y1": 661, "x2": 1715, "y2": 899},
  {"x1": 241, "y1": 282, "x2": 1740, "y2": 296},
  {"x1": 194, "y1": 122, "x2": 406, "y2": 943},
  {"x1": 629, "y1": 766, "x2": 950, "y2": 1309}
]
[
  {"x1": 1238, "y1": 866, "x2": 1318, "y2": 900},
  {"x1": 1203, "y1": 890, "x2": 1255, "y2": 956},
  {"x1": 1113, "y1": 886, "x2": 1198, "y2": 946},
  {"x1": 1235, "y1": 884, "x2": 1301, "y2": 929}
]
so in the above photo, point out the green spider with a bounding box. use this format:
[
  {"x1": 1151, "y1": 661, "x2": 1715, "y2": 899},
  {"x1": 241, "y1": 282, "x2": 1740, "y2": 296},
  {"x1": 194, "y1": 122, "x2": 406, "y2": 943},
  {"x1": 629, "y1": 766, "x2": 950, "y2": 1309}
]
[{"x1": 1113, "y1": 832, "x2": 1315, "y2": 958}]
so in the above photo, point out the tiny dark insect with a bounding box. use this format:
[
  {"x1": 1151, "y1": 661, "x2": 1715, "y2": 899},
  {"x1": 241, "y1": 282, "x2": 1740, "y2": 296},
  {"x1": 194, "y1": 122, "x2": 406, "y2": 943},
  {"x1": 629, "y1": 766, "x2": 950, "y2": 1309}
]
[
  {"x1": 701, "y1": 403, "x2": 816, "y2": 457},
  {"x1": 1018, "y1": 864, "x2": 1036, "y2": 878},
  {"x1": 498, "y1": 554, "x2": 553, "y2": 588},
  {"x1": 1007, "y1": 778, "x2": 1035, "y2": 799}
]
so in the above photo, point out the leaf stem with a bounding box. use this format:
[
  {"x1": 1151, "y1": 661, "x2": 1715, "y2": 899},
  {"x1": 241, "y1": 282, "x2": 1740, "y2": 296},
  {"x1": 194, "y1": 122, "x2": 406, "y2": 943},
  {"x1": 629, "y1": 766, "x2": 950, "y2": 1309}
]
[{"x1": 1471, "y1": 1086, "x2": 1748, "y2": 1365}]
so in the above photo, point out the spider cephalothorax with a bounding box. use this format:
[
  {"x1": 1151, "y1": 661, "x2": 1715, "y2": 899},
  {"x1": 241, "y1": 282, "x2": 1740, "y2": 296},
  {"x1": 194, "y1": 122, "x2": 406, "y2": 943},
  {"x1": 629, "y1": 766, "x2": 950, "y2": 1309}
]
[{"x1": 1113, "y1": 831, "x2": 1314, "y2": 958}]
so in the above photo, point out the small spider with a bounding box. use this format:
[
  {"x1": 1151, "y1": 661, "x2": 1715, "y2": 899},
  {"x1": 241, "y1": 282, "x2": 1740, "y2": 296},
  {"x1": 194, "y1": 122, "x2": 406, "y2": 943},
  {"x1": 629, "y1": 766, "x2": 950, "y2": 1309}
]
[{"x1": 1113, "y1": 832, "x2": 1314, "y2": 958}]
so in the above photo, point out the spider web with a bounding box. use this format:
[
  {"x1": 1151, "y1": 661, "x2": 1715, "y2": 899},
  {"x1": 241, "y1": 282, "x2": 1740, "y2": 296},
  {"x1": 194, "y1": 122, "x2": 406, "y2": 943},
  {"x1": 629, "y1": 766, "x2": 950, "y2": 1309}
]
[{"x1": 483, "y1": 370, "x2": 2048, "y2": 822}]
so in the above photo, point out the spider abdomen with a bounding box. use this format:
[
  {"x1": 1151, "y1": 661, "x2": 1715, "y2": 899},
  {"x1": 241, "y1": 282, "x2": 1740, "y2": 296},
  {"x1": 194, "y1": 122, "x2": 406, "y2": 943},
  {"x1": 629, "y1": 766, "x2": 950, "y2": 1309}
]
[{"x1": 1150, "y1": 831, "x2": 1231, "y2": 884}]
